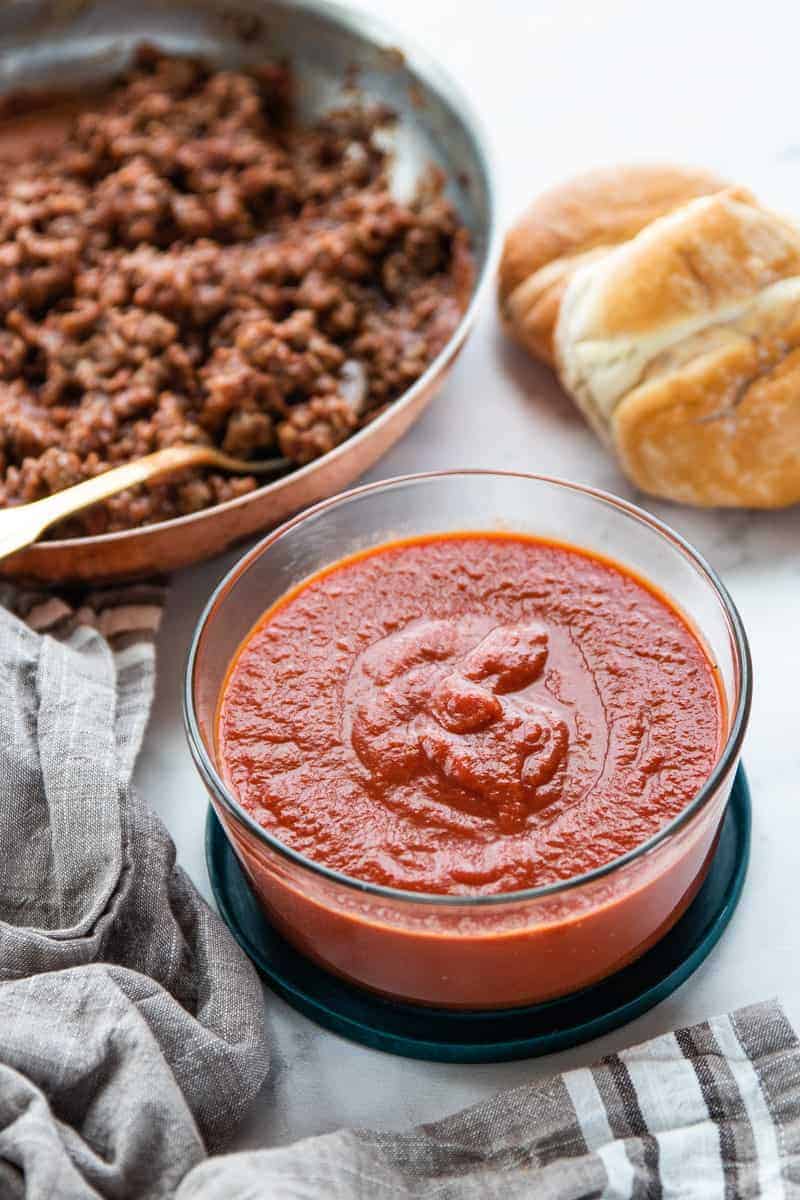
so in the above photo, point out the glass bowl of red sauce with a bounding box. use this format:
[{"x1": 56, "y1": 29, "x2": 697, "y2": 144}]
[{"x1": 185, "y1": 472, "x2": 751, "y2": 1010}]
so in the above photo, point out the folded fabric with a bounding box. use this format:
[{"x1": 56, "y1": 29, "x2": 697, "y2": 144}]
[
  {"x1": 0, "y1": 589, "x2": 268, "y2": 1199},
  {"x1": 1, "y1": 592, "x2": 797, "y2": 1199},
  {"x1": 180, "y1": 998, "x2": 800, "y2": 1199}
]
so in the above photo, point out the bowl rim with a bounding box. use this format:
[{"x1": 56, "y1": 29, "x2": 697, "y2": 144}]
[
  {"x1": 10, "y1": 0, "x2": 499, "y2": 561},
  {"x1": 184, "y1": 469, "x2": 753, "y2": 909}
]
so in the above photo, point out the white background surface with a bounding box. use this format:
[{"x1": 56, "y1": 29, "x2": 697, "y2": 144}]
[{"x1": 135, "y1": 0, "x2": 800, "y2": 1150}]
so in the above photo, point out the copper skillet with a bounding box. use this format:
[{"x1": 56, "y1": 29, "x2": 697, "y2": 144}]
[{"x1": 0, "y1": 0, "x2": 496, "y2": 584}]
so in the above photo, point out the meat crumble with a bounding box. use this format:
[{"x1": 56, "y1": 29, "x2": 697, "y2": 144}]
[{"x1": 0, "y1": 48, "x2": 472, "y2": 535}]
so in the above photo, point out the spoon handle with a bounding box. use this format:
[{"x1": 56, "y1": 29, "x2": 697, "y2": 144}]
[{"x1": 0, "y1": 445, "x2": 207, "y2": 561}]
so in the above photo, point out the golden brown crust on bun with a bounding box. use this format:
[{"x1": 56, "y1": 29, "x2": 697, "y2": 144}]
[
  {"x1": 556, "y1": 189, "x2": 800, "y2": 507},
  {"x1": 498, "y1": 164, "x2": 727, "y2": 364},
  {"x1": 613, "y1": 312, "x2": 800, "y2": 508}
]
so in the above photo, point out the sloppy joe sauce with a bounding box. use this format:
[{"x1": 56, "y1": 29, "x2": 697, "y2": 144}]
[{"x1": 218, "y1": 533, "x2": 723, "y2": 898}]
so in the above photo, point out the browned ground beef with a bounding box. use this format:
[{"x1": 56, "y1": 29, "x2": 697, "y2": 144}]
[{"x1": 0, "y1": 48, "x2": 472, "y2": 535}]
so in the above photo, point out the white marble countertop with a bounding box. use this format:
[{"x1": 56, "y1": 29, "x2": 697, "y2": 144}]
[{"x1": 135, "y1": 0, "x2": 800, "y2": 1150}]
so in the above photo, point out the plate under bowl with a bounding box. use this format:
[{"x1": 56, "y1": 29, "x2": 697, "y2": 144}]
[
  {"x1": 205, "y1": 765, "x2": 750, "y2": 1063},
  {"x1": 0, "y1": 0, "x2": 495, "y2": 583}
]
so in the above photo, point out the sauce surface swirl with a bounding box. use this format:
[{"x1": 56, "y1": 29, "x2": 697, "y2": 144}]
[{"x1": 218, "y1": 533, "x2": 722, "y2": 895}]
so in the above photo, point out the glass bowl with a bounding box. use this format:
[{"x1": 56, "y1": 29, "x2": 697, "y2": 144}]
[{"x1": 184, "y1": 472, "x2": 751, "y2": 1010}]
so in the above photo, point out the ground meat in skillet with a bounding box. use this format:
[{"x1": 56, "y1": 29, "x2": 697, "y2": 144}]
[{"x1": 0, "y1": 48, "x2": 472, "y2": 536}]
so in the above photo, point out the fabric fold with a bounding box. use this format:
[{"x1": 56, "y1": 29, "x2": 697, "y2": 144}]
[
  {"x1": 177, "y1": 999, "x2": 800, "y2": 1199},
  {"x1": 0, "y1": 591, "x2": 269, "y2": 1198}
]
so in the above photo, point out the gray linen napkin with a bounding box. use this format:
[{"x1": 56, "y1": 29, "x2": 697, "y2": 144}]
[
  {"x1": 1, "y1": 592, "x2": 798, "y2": 1199},
  {"x1": 181, "y1": 1000, "x2": 800, "y2": 1199},
  {"x1": 0, "y1": 590, "x2": 268, "y2": 1198}
]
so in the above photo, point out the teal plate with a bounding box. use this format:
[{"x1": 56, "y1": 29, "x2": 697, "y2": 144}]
[{"x1": 206, "y1": 766, "x2": 750, "y2": 1062}]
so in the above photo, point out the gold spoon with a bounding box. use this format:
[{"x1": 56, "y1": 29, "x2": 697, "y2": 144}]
[{"x1": 0, "y1": 444, "x2": 288, "y2": 561}]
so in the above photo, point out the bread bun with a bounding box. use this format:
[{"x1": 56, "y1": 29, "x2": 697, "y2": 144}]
[
  {"x1": 556, "y1": 188, "x2": 800, "y2": 507},
  {"x1": 498, "y1": 165, "x2": 727, "y2": 365}
]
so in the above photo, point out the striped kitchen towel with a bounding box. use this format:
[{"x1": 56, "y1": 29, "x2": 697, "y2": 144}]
[
  {"x1": 181, "y1": 1000, "x2": 800, "y2": 1199},
  {"x1": 0, "y1": 584, "x2": 270, "y2": 1198}
]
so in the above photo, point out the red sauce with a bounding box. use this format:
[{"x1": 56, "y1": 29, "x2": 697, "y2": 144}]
[{"x1": 218, "y1": 533, "x2": 722, "y2": 897}]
